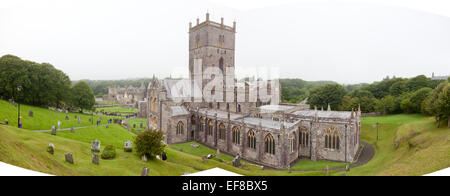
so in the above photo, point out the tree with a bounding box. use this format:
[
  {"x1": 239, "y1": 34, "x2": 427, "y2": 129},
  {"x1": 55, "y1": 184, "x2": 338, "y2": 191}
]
[
  {"x1": 375, "y1": 95, "x2": 397, "y2": 114},
  {"x1": 307, "y1": 84, "x2": 346, "y2": 110},
  {"x1": 135, "y1": 130, "x2": 165, "y2": 159},
  {"x1": 422, "y1": 81, "x2": 450, "y2": 127},
  {"x1": 71, "y1": 81, "x2": 95, "y2": 111},
  {"x1": 409, "y1": 87, "x2": 432, "y2": 113},
  {"x1": 389, "y1": 80, "x2": 407, "y2": 96},
  {"x1": 405, "y1": 75, "x2": 430, "y2": 92}
]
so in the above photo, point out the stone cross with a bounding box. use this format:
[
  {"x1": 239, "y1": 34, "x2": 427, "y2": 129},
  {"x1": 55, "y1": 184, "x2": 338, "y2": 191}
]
[
  {"x1": 124, "y1": 140, "x2": 132, "y2": 152},
  {"x1": 65, "y1": 153, "x2": 74, "y2": 164},
  {"x1": 141, "y1": 167, "x2": 150, "y2": 176},
  {"x1": 51, "y1": 126, "x2": 57, "y2": 135},
  {"x1": 91, "y1": 139, "x2": 101, "y2": 152},
  {"x1": 92, "y1": 154, "x2": 99, "y2": 165}
]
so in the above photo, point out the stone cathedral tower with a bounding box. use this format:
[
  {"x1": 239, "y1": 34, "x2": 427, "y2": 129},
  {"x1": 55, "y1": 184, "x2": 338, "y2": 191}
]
[{"x1": 188, "y1": 13, "x2": 236, "y2": 107}]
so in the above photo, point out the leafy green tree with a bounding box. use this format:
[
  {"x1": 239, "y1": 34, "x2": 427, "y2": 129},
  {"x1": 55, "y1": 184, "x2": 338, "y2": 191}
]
[
  {"x1": 400, "y1": 98, "x2": 414, "y2": 113},
  {"x1": 375, "y1": 95, "x2": 397, "y2": 114},
  {"x1": 307, "y1": 84, "x2": 346, "y2": 110},
  {"x1": 422, "y1": 81, "x2": 450, "y2": 127},
  {"x1": 405, "y1": 75, "x2": 430, "y2": 92},
  {"x1": 71, "y1": 81, "x2": 95, "y2": 111},
  {"x1": 409, "y1": 87, "x2": 432, "y2": 113},
  {"x1": 389, "y1": 80, "x2": 407, "y2": 96},
  {"x1": 135, "y1": 130, "x2": 165, "y2": 159}
]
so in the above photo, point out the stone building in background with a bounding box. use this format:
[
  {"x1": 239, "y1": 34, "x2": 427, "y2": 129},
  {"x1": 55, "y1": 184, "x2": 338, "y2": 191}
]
[
  {"x1": 104, "y1": 83, "x2": 147, "y2": 105},
  {"x1": 138, "y1": 13, "x2": 361, "y2": 168}
]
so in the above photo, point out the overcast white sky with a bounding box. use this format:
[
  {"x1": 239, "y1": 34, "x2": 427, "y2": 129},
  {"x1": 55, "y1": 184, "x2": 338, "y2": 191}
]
[{"x1": 1, "y1": 0, "x2": 450, "y2": 84}]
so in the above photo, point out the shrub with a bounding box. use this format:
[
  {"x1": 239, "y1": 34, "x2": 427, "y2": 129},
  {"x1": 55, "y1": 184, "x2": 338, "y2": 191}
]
[
  {"x1": 135, "y1": 130, "x2": 165, "y2": 159},
  {"x1": 101, "y1": 144, "x2": 116, "y2": 160}
]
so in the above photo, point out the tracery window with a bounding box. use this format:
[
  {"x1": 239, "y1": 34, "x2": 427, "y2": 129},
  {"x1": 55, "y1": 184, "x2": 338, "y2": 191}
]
[
  {"x1": 219, "y1": 123, "x2": 226, "y2": 140},
  {"x1": 299, "y1": 126, "x2": 309, "y2": 147},
  {"x1": 247, "y1": 130, "x2": 256, "y2": 149},
  {"x1": 324, "y1": 126, "x2": 340, "y2": 150},
  {"x1": 289, "y1": 134, "x2": 295, "y2": 153},
  {"x1": 232, "y1": 127, "x2": 240, "y2": 145},
  {"x1": 264, "y1": 134, "x2": 275, "y2": 155},
  {"x1": 207, "y1": 120, "x2": 214, "y2": 136},
  {"x1": 176, "y1": 121, "x2": 184, "y2": 135}
]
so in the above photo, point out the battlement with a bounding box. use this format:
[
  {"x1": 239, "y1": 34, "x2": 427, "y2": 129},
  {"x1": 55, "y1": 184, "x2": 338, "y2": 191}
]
[{"x1": 189, "y1": 13, "x2": 236, "y2": 33}]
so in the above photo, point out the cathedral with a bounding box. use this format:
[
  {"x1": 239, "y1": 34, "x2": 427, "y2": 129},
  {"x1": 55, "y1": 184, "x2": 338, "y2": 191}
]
[{"x1": 138, "y1": 13, "x2": 361, "y2": 168}]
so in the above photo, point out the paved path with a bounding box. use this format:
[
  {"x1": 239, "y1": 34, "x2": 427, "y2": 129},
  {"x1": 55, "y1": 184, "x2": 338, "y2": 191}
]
[{"x1": 33, "y1": 124, "x2": 110, "y2": 132}]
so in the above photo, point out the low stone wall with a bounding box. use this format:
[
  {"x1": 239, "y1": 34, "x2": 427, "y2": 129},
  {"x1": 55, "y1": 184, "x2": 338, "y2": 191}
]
[{"x1": 361, "y1": 112, "x2": 384, "y2": 117}]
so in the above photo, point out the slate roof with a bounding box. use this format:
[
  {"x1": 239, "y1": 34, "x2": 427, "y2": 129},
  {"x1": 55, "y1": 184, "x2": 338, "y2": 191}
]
[
  {"x1": 171, "y1": 106, "x2": 190, "y2": 117},
  {"x1": 292, "y1": 110, "x2": 352, "y2": 119},
  {"x1": 242, "y1": 117, "x2": 296, "y2": 130}
]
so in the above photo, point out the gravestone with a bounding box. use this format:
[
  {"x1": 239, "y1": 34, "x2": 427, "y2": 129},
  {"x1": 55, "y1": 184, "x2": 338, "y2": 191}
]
[
  {"x1": 57, "y1": 120, "x2": 61, "y2": 129},
  {"x1": 75, "y1": 115, "x2": 77, "y2": 119},
  {"x1": 65, "y1": 153, "x2": 74, "y2": 164},
  {"x1": 232, "y1": 155, "x2": 241, "y2": 167},
  {"x1": 191, "y1": 144, "x2": 199, "y2": 148},
  {"x1": 140, "y1": 123, "x2": 143, "y2": 128},
  {"x1": 326, "y1": 165, "x2": 329, "y2": 175},
  {"x1": 124, "y1": 140, "x2": 132, "y2": 152},
  {"x1": 51, "y1": 126, "x2": 56, "y2": 135},
  {"x1": 202, "y1": 156, "x2": 208, "y2": 162},
  {"x1": 92, "y1": 154, "x2": 99, "y2": 165},
  {"x1": 70, "y1": 127, "x2": 75, "y2": 133},
  {"x1": 47, "y1": 143, "x2": 55, "y2": 155},
  {"x1": 216, "y1": 149, "x2": 220, "y2": 159},
  {"x1": 78, "y1": 117, "x2": 81, "y2": 124},
  {"x1": 141, "y1": 167, "x2": 150, "y2": 176},
  {"x1": 162, "y1": 151, "x2": 167, "y2": 161},
  {"x1": 65, "y1": 115, "x2": 69, "y2": 120},
  {"x1": 156, "y1": 155, "x2": 161, "y2": 160},
  {"x1": 261, "y1": 166, "x2": 265, "y2": 170},
  {"x1": 141, "y1": 155, "x2": 148, "y2": 162},
  {"x1": 4, "y1": 119, "x2": 8, "y2": 125},
  {"x1": 106, "y1": 124, "x2": 109, "y2": 128},
  {"x1": 89, "y1": 118, "x2": 91, "y2": 122},
  {"x1": 18, "y1": 121, "x2": 22, "y2": 128},
  {"x1": 133, "y1": 124, "x2": 136, "y2": 128},
  {"x1": 28, "y1": 110, "x2": 33, "y2": 117},
  {"x1": 288, "y1": 167, "x2": 291, "y2": 173},
  {"x1": 345, "y1": 164, "x2": 350, "y2": 171},
  {"x1": 91, "y1": 139, "x2": 101, "y2": 153}
]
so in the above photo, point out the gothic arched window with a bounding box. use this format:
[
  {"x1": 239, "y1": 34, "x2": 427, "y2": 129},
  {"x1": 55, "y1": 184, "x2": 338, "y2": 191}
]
[
  {"x1": 324, "y1": 126, "x2": 340, "y2": 150},
  {"x1": 219, "y1": 123, "x2": 226, "y2": 140},
  {"x1": 207, "y1": 120, "x2": 214, "y2": 136},
  {"x1": 177, "y1": 121, "x2": 184, "y2": 135},
  {"x1": 232, "y1": 126, "x2": 240, "y2": 145},
  {"x1": 265, "y1": 134, "x2": 275, "y2": 155},
  {"x1": 289, "y1": 134, "x2": 295, "y2": 153},
  {"x1": 199, "y1": 117, "x2": 205, "y2": 132},
  {"x1": 247, "y1": 130, "x2": 256, "y2": 149},
  {"x1": 299, "y1": 126, "x2": 309, "y2": 147}
]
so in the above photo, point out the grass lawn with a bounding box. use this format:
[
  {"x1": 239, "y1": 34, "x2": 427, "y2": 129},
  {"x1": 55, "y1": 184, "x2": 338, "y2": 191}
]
[
  {"x1": 290, "y1": 159, "x2": 348, "y2": 170},
  {"x1": 96, "y1": 107, "x2": 137, "y2": 114},
  {"x1": 0, "y1": 100, "x2": 121, "y2": 130},
  {"x1": 1, "y1": 100, "x2": 448, "y2": 176},
  {"x1": 333, "y1": 114, "x2": 450, "y2": 176},
  {"x1": 45, "y1": 124, "x2": 136, "y2": 150},
  {"x1": 125, "y1": 118, "x2": 147, "y2": 133}
]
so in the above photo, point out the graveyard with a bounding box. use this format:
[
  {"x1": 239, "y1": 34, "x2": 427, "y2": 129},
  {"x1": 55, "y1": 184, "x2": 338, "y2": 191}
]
[{"x1": 0, "y1": 97, "x2": 449, "y2": 175}]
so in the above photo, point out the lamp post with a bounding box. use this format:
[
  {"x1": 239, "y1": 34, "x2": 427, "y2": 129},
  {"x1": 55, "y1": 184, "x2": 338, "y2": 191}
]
[{"x1": 17, "y1": 85, "x2": 22, "y2": 128}]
